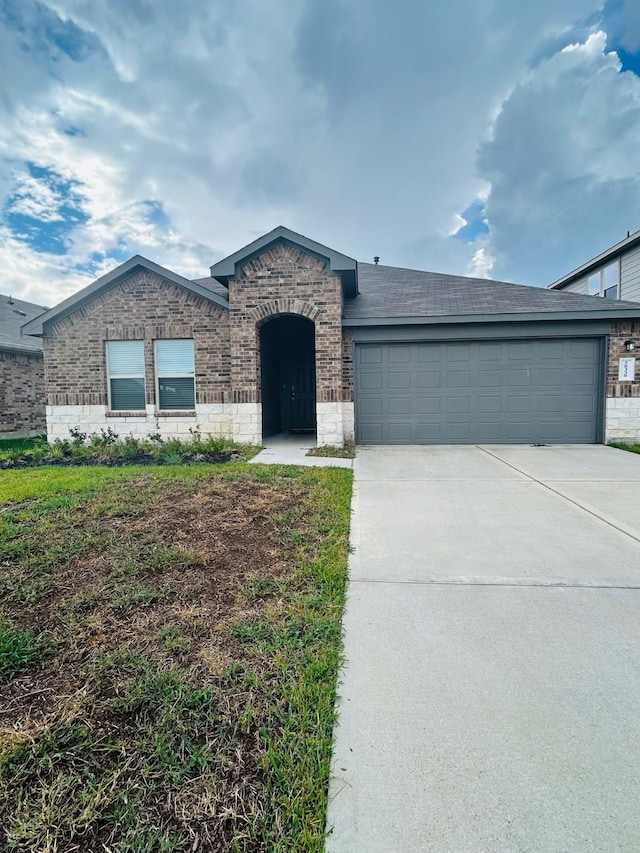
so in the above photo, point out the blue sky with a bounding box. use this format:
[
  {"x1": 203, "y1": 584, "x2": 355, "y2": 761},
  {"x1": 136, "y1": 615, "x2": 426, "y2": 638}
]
[{"x1": 0, "y1": 0, "x2": 639, "y2": 306}]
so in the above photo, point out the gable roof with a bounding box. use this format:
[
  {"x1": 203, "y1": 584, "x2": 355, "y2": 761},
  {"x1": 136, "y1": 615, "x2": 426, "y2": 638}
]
[
  {"x1": 1, "y1": 294, "x2": 48, "y2": 354},
  {"x1": 210, "y1": 226, "x2": 359, "y2": 298},
  {"x1": 342, "y1": 263, "x2": 640, "y2": 326},
  {"x1": 22, "y1": 256, "x2": 229, "y2": 337},
  {"x1": 548, "y1": 228, "x2": 640, "y2": 290}
]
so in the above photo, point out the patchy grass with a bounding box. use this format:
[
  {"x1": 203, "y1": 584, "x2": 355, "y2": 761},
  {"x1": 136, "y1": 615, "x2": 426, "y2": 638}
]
[
  {"x1": 307, "y1": 443, "x2": 355, "y2": 459},
  {"x1": 609, "y1": 441, "x2": 640, "y2": 454},
  {"x1": 0, "y1": 463, "x2": 352, "y2": 852}
]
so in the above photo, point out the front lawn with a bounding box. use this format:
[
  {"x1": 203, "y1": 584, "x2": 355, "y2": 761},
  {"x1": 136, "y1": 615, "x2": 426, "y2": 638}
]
[{"x1": 0, "y1": 463, "x2": 352, "y2": 852}]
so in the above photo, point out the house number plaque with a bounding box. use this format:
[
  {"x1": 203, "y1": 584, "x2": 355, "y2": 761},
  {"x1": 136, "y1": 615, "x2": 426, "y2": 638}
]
[{"x1": 618, "y1": 357, "x2": 636, "y2": 381}]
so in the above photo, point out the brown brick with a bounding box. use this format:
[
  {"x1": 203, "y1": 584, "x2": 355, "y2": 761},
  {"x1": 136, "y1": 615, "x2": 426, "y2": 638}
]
[{"x1": 0, "y1": 349, "x2": 45, "y2": 434}]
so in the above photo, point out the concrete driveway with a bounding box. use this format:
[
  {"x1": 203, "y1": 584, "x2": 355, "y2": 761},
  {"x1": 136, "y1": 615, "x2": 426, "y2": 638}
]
[{"x1": 326, "y1": 445, "x2": 640, "y2": 853}]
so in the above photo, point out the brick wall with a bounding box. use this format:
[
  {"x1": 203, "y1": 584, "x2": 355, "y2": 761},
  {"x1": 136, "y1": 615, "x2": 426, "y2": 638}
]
[
  {"x1": 607, "y1": 321, "x2": 640, "y2": 397},
  {"x1": 44, "y1": 271, "x2": 230, "y2": 407},
  {"x1": 341, "y1": 329, "x2": 354, "y2": 402},
  {"x1": 228, "y1": 242, "x2": 345, "y2": 404},
  {"x1": 0, "y1": 349, "x2": 45, "y2": 435}
]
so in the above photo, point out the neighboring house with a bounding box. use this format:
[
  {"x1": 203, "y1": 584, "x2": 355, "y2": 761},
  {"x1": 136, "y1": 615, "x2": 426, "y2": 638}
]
[
  {"x1": 22, "y1": 226, "x2": 640, "y2": 446},
  {"x1": 548, "y1": 228, "x2": 640, "y2": 301},
  {"x1": 1, "y1": 293, "x2": 47, "y2": 437}
]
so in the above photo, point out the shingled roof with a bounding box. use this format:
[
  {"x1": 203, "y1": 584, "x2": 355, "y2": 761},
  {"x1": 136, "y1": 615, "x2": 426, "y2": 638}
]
[
  {"x1": 342, "y1": 263, "x2": 640, "y2": 324},
  {"x1": 0, "y1": 294, "x2": 47, "y2": 353}
]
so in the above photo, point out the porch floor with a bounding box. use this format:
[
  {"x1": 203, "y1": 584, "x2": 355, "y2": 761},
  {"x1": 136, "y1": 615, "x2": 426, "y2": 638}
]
[{"x1": 249, "y1": 432, "x2": 353, "y2": 469}]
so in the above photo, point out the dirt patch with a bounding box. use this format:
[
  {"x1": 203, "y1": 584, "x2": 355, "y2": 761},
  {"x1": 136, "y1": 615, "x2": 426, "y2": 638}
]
[{"x1": 0, "y1": 477, "x2": 307, "y2": 729}]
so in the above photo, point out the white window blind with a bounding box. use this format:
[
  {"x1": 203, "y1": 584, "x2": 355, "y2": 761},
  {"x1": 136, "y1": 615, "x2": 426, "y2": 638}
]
[
  {"x1": 155, "y1": 340, "x2": 195, "y2": 410},
  {"x1": 106, "y1": 341, "x2": 145, "y2": 411}
]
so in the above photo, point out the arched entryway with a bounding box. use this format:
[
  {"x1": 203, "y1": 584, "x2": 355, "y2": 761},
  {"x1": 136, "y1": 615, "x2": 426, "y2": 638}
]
[{"x1": 259, "y1": 315, "x2": 316, "y2": 439}]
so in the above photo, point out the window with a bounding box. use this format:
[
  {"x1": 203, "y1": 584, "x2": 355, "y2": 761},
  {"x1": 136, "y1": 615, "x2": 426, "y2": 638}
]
[
  {"x1": 587, "y1": 261, "x2": 620, "y2": 298},
  {"x1": 106, "y1": 341, "x2": 146, "y2": 411},
  {"x1": 155, "y1": 340, "x2": 195, "y2": 410}
]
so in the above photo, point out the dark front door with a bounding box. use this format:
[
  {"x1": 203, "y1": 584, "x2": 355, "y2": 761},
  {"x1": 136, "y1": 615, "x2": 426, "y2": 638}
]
[
  {"x1": 287, "y1": 353, "x2": 316, "y2": 431},
  {"x1": 260, "y1": 315, "x2": 316, "y2": 438}
]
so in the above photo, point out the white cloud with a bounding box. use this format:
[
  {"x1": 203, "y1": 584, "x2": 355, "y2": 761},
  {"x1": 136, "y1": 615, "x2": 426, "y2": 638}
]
[
  {"x1": 478, "y1": 28, "x2": 640, "y2": 284},
  {"x1": 469, "y1": 247, "x2": 495, "y2": 279},
  {"x1": 0, "y1": 0, "x2": 637, "y2": 308}
]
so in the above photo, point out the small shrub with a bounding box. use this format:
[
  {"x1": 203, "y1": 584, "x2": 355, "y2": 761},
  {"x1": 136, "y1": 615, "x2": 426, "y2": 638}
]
[{"x1": 68, "y1": 427, "x2": 87, "y2": 446}]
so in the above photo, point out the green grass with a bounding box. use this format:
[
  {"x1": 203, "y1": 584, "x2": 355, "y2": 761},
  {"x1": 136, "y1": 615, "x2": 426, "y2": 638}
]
[
  {"x1": 0, "y1": 462, "x2": 352, "y2": 852},
  {"x1": 609, "y1": 441, "x2": 640, "y2": 454},
  {"x1": 0, "y1": 619, "x2": 42, "y2": 682},
  {"x1": 0, "y1": 436, "x2": 45, "y2": 452}
]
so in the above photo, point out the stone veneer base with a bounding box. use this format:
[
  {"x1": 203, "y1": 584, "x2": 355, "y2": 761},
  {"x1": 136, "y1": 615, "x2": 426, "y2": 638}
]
[
  {"x1": 605, "y1": 397, "x2": 640, "y2": 443},
  {"x1": 46, "y1": 401, "x2": 355, "y2": 447}
]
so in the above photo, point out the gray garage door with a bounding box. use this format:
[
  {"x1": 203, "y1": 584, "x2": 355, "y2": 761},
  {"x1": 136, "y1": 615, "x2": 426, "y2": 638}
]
[{"x1": 355, "y1": 339, "x2": 603, "y2": 444}]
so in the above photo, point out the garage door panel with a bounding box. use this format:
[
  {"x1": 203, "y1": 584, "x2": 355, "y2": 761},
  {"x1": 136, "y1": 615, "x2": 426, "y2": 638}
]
[
  {"x1": 540, "y1": 368, "x2": 562, "y2": 386},
  {"x1": 507, "y1": 397, "x2": 532, "y2": 413},
  {"x1": 447, "y1": 371, "x2": 471, "y2": 387},
  {"x1": 360, "y1": 347, "x2": 382, "y2": 364},
  {"x1": 359, "y1": 422, "x2": 383, "y2": 441},
  {"x1": 388, "y1": 423, "x2": 412, "y2": 441},
  {"x1": 570, "y1": 367, "x2": 596, "y2": 385},
  {"x1": 389, "y1": 347, "x2": 411, "y2": 363},
  {"x1": 478, "y1": 370, "x2": 501, "y2": 387},
  {"x1": 539, "y1": 395, "x2": 563, "y2": 413},
  {"x1": 360, "y1": 372, "x2": 382, "y2": 390},
  {"x1": 418, "y1": 371, "x2": 441, "y2": 388},
  {"x1": 539, "y1": 341, "x2": 564, "y2": 359},
  {"x1": 446, "y1": 397, "x2": 470, "y2": 414},
  {"x1": 418, "y1": 397, "x2": 441, "y2": 414},
  {"x1": 570, "y1": 340, "x2": 598, "y2": 358},
  {"x1": 388, "y1": 398, "x2": 412, "y2": 415},
  {"x1": 477, "y1": 344, "x2": 502, "y2": 361},
  {"x1": 417, "y1": 348, "x2": 441, "y2": 363},
  {"x1": 477, "y1": 422, "x2": 503, "y2": 441},
  {"x1": 539, "y1": 421, "x2": 565, "y2": 441},
  {"x1": 360, "y1": 397, "x2": 383, "y2": 416},
  {"x1": 416, "y1": 422, "x2": 443, "y2": 440},
  {"x1": 478, "y1": 395, "x2": 502, "y2": 414},
  {"x1": 449, "y1": 345, "x2": 471, "y2": 361},
  {"x1": 446, "y1": 422, "x2": 471, "y2": 440},
  {"x1": 508, "y1": 368, "x2": 532, "y2": 386},
  {"x1": 388, "y1": 372, "x2": 411, "y2": 389},
  {"x1": 571, "y1": 395, "x2": 595, "y2": 413},
  {"x1": 356, "y1": 339, "x2": 602, "y2": 445}
]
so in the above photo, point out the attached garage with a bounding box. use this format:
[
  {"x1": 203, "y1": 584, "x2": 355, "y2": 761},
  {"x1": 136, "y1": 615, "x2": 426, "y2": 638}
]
[{"x1": 355, "y1": 337, "x2": 604, "y2": 445}]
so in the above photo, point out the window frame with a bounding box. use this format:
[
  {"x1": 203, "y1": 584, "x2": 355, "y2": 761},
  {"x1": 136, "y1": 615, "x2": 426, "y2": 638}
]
[
  {"x1": 106, "y1": 340, "x2": 146, "y2": 412},
  {"x1": 154, "y1": 339, "x2": 196, "y2": 412},
  {"x1": 587, "y1": 259, "x2": 621, "y2": 299}
]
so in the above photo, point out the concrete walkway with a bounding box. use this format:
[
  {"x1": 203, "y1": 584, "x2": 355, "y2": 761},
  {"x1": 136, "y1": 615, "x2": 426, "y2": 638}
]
[
  {"x1": 248, "y1": 433, "x2": 353, "y2": 468},
  {"x1": 326, "y1": 445, "x2": 640, "y2": 853}
]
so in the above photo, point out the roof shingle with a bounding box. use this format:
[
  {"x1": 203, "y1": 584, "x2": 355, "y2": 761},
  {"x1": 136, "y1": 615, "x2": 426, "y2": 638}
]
[
  {"x1": 0, "y1": 294, "x2": 47, "y2": 353},
  {"x1": 343, "y1": 263, "x2": 640, "y2": 321}
]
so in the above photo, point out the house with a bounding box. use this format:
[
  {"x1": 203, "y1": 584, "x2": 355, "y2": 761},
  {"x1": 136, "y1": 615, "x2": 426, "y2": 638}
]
[
  {"x1": 548, "y1": 228, "x2": 640, "y2": 300},
  {"x1": 22, "y1": 226, "x2": 640, "y2": 446},
  {"x1": 1, "y1": 293, "x2": 47, "y2": 437}
]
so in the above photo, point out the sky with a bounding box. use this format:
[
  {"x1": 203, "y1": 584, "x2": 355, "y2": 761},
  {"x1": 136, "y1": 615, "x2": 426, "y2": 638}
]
[{"x1": 1, "y1": 0, "x2": 639, "y2": 307}]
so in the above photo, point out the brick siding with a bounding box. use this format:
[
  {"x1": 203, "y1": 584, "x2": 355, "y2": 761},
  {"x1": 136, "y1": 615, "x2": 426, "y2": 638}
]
[
  {"x1": 0, "y1": 349, "x2": 45, "y2": 435},
  {"x1": 342, "y1": 329, "x2": 354, "y2": 402},
  {"x1": 44, "y1": 271, "x2": 230, "y2": 407},
  {"x1": 228, "y1": 242, "x2": 346, "y2": 404},
  {"x1": 607, "y1": 321, "x2": 640, "y2": 397}
]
